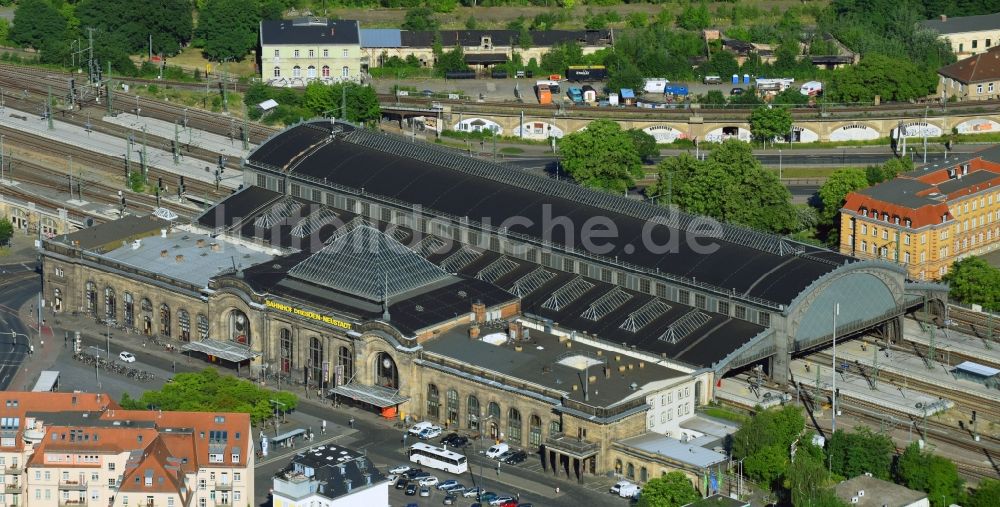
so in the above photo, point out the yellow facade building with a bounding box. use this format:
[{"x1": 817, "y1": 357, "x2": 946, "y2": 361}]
[
  {"x1": 259, "y1": 18, "x2": 361, "y2": 87},
  {"x1": 922, "y1": 13, "x2": 1000, "y2": 58},
  {"x1": 840, "y1": 146, "x2": 1000, "y2": 280}
]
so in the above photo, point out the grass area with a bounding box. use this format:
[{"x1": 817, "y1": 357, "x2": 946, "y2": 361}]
[
  {"x1": 701, "y1": 405, "x2": 750, "y2": 424},
  {"x1": 167, "y1": 47, "x2": 257, "y2": 79},
  {"x1": 131, "y1": 84, "x2": 247, "y2": 117},
  {"x1": 499, "y1": 146, "x2": 524, "y2": 154}
]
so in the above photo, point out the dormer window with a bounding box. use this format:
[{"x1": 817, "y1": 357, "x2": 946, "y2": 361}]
[
  {"x1": 481, "y1": 36, "x2": 492, "y2": 49},
  {"x1": 893, "y1": 216, "x2": 900, "y2": 224}
]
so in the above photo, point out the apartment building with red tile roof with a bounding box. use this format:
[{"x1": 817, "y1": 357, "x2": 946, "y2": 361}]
[
  {"x1": 840, "y1": 145, "x2": 1000, "y2": 280},
  {"x1": 0, "y1": 392, "x2": 253, "y2": 507}
]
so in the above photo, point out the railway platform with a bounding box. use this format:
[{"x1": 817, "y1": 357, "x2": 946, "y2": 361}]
[
  {"x1": 899, "y1": 318, "x2": 1000, "y2": 369},
  {"x1": 789, "y1": 358, "x2": 952, "y2": 418},
  {"x1": 0, "y1": 107, "x2": 239, "y2": 189},
  {"x1": 102, "y1": 113, "x2": 254, "y2": 160},
  {"x1": 714, "y1": 375, "x2": 786, "y2": 410}
]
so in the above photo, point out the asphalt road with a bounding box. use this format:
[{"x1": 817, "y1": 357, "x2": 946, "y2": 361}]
[{"x1": 0, "y1": 266, "x2": 38, "y2": 390}]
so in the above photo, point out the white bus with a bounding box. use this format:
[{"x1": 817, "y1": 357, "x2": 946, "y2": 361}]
[{"x1": 408, "y1": 443, "x2": 468, "y2": 474}]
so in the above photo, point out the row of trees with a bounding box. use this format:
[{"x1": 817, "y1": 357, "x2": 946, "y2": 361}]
[
  {"x1": 242, "y1": 81, "x2": 381, "y2": 126},
  {"x1": 119, "y1": 368, "x2": 298, "y2": 425},
  {"x1": 7, "y1": 0, "x2": 291, "y2": 73},
  {"x1": 556, "y1": 120, "x2": 655, "y2": 194}
]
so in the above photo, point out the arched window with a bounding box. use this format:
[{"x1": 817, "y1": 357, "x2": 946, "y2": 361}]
[
  {"x1": 309, "y1": 336, "x2": 324, "y2": 387},
  {"x1": 41, "y1": 217, "x2": 57, "y2": 237},
  {"x1": 322, "y1": 65, "x2": 330, "y2": 77},
  {"x1": 614, "y1": 459, "x2": 623, "y2": 475},
  {"x1": 273, "y1": 67, "x2": 281, "y2": 78},
  {"x1": 104, "y1": 287, "x2": 116, "y2": 321},
  {"x1": 280, "y1": 328, "x2": 293, "y2": 373},
  {"x1": 337, "y1": 346, "x2": 353, "y2": 385},
  {"x1": 341, "y1": 66, "x2": 349, "y2": 78},
  {"x1": 197, "y1": 314, "x2": 209, "y2": 339},
  {"x1": 52, "y1": 288, "x2": 62, "y2": 313},
  {"x1": 307, "y1": 66, "x2": 316, "y2": 78},
  {"x1": 123, "y1": 293, "x2": 134, "y2": 327},
  {"x1": 229, "y1": 310, "x2": 250, "y2": 345},
  {"x1": 10, "y1": 208, "x2": 27, "y2": 230},
  {"x1": 374, "y1": 352, "x2": 398, "y2": 389},
  {"x1": 292, "y1": 66, "x2": 301, "y2": 78},
  {"x1": 626, "y1": 463, "x2": 635, "y2": 480},
  {"x1": 467, "y1": 395, "x2": 480, "y2": 431},
  {"x1": 640, "y1": 466, "x2": 648, "y2": 483},
  {"x1": 446, "y1": 389, "x2": 459, "y2": 428},
  {"x1": 159, "y1": 303, "x2": 171, "y2": 337},
  {"x1": 141, "y1": 298, "x2": 153, "y2": 335},
  {"x1": 488, "y1": 402, "x2": 501, "y2": 422},
  {"x1": 549, "y1": 420, "x2": 562, "y2": 435},
  {"x1": 427, "y1": 384, "x2": 440, "y2": 419},
  {"x1": 507, "y1": 408, "x2": 522, "y2": 444},
  {"x1": 85, "y1": 282, "x2": 97, "y2": 315},
  {"x1": 178, "y1": 310, "x2": 191, "y2": 341},
  {"x1": 528, "y1": 415, "x2": 542, "y2": 447}
]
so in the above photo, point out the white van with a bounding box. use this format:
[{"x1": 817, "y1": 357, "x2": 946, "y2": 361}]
[
  {"x1": 703, "y1": 75, "x2": 722, "y2": 85},
  {"x1": 619, "y1": 483, "x2": 641, "y2": 498},
  {"x1": 408, "y1": 421, "x2": 434, "y2": 436},
  {"x1": 800, "y1": 81, "x2": 823, "y2": 96},
  {"x1": 485, "y1": 443, "x2": 509, "y2": 459},
  {"x1": 610, "y1": 480, "x2": 633, "y2": 495}
]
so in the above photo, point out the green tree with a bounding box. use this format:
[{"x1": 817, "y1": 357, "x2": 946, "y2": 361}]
[
  {"x1": 705, "y1": 51, "x2": 739, "y2": 82},
  {"x1": 0, "y1": 18, "x2": 11, "y2": 46},
  {"x1": 10, "y1": 0, "x2": 68, "y2": 51},
  {"x1": 700, "y1": 90, "x2": 727, "y2": 106},
  {"x1": 540, "y1": 42, "x2": 583, "y2": 74},
  {"x1": 650, "y1": 153, "x2": 700, "y2": 206},
  {"x1": 76, "y1": 0, "x2": 193, "y2": 56},
  {"x1": 749, "y1": 105, "x2": 793, "y2": 145},
  {"x1": 677, "y1": 2, "x2": 711, "y2": 30},
  {"x1": 894, "y1": 443, "x2": 966, "y2": 507},
  {"x1": 744, "y1": 444, "x2": 788, "y2": 485},
  {"x1": 0, "y1": 217, "x2": 13, "y2": 247},
  {"x1": 827, "y1": 54, "x2": 929, "y2": 104},
  {"x1": 518, "y1": 25, "x2": 533, "y2": 51},
  {"x1": 129, "y1": 368, "x2": 298, "y2": 425},
  {"x1": 605, "y1": 54, "x2": 644, "y2": 93},
  {"x1": 818, "y1": 168, "x2": 869, "y2": 223},
  {"x1": 558, "y1": 119, "x2": 643, "y2": 193},
  {"x1": 774, "y1": 86, "x2": 810, "y2": 106},
  {"x1": 827, "y1": 427, "x2": 895, "y2": 480},
  {"x1": 129, "y1": 171, "x2": 146, "y2": 192},
  {"x1": 434, "y1": 45, "x2": 470, "y2": 76},
  {"x1": 402, "y1": 7, "x2": 438, "y2": 31},
  {"x1": 967, "y1": 478, "x2": 1000, "y2": 507},
  {"x1": 197, "y1": 0, "x2": 259, "y2": 61},
  {"x1": 626, "y1": 129, "x2": 659, "y2": 163},
  {"x1": 465, "y1": 16, "x2": 478, "y2": 30},
  {"x1": 942, "y1": 257, "x2": 1000, "y2": 311},
  {"x1": 733, "y1": 404, "x2": 805, "y2": 460},
  {"x1": 674, "y1": 141, "x2": 799, "y2": 233},
  {"x1": 636, "y1": 471, "x2": 699, "y2": 507}
]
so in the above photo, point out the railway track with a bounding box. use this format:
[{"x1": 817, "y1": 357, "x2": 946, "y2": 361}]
[
  {"x1": 807, "y1": 351, "x2": 1000, "y2": 423},
  {"x1": 947, "y1": 306, "x2": 1000, "y2": 342}
]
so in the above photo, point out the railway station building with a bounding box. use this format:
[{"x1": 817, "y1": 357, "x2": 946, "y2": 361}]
[{"x1": 40, "y1": 120, "x2": 942, "y2": 483}]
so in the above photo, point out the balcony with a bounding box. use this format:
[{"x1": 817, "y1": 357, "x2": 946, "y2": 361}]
[
  {"x1": 214, "y1": 482, "x2": 233, "y2": 491},
  {"x1": 58, "y1": 480, "x2": 88, "y2": 491},
  {"x1": 58, "y1": 499, "x2": 87, "y2": 507},
  {"x1": 4, "y1": 465, "x2": 22, "y2": 475},
  {"x1": 4, "y1": 482, "x2": 21, "y2": 493}
]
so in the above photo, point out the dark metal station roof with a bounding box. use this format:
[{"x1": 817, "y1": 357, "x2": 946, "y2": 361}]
[{"x1": 248, "y1": 122, "x2": 852, "y2": 308}]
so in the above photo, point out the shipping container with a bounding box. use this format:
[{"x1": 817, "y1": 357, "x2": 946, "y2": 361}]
[
  {"x1": 536, "y1": 80, "x2": 561, "y2": 94},
  {"x1": 567, "y1": 65, "x2": 607, "y2": 82},
  {"x1": 608, "y1": 93, "x2": 619, "y2": 106},
  {"x1": 536, "y1": 85, "x2": 552, "y2": 105},
  {"x1": 643, "y1": 78, "x2": 669, "y2": 94},
  {"x1": 664, "y1": 84, "x2": 689, "y2": 96},
  {"x1": 445, "y1": 71, "x2": 476, "y2": 79}
]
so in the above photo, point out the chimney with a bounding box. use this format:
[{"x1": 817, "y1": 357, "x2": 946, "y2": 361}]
[
  {"x1": 160, "y1": 250, "x2": 169, "y2": 258},
  {"x1": 210, "y1": 243, "x2": 221, "y2": 252},
  {"x1": 175, "y1": 255, "x2": 184, "y2": 263},
  {"x1": 160, "y1": 229, "x2": 167, "y2": 238},
  {"x1": 196, "y1": 239, "x2": 206, "y2": 248},
  {"x1": 940, "y1": 14, "x2": 947, "y2": 22},
  {"x1": 469, "y1": 325, "x2": 480, "y2": 339},
  {"x1": 472, "y1": 301, "x2": 486, "y2": 324}
]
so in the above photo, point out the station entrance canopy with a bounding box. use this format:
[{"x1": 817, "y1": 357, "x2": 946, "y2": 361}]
[{"x1": 181, "y1": 339, "x2": 260, "y2": 363}]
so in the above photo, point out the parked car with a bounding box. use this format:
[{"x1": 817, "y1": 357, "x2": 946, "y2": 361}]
[
  {"x1": 503, "y1": 451, "x2": 528, "y2": 465},
  {"x1": 498, "y1": 500, "x2": 517, "y2": 507},
  {"x1": 441, "y1": 433, "x2": 469, "y2": 447},
  {"x1": 610, "y1": 480, "x2": 633, "y2": 495},
  {"x1": 496, "y1": 450, "x2": 516, "y2": 462},
  {"x1": 420, "y1": 486, "x2": 431, "y2": 497},
  {"x1": 408, "y1": 422, "x2": 434, "y2": 435},
  {"x1": 419, "y1": 426, "x2": 442, "y2": 439},
  {"x1": 387, "y1": 474, "x2": 399, "y2": 485},
  {"x1": 447, "y1": 484, "x2": 466, "y2": 495},
  {"x1": 403, "y1": 468, "x2": 424, "y2": 479},
  {"x1": 410, "y1": 471, "x2": 431, "y2": 480},
  {"x1": 730, "y1": 87, "x2": 745, "y2": 95},
  {"x1": 485, "y1": 443, "x2": 509, "y2": 459},
  {"x1": 437, "y1": 480, "x2": 459, "y2": 490},
  {"x1": 481, "y1": 492, "x2": 498, "y2": 503},
  {"x1": 405, "y1": 483, "x2": 418, "y2": 496},
  {"x1": 390, "y1": 465, "x2": 411, "y2": 474},
  {"x1": 395, "y1": 478, "x2": 409, "y2": 490},
  {"x1": 490, "y1": 496, "x2": 514, "y2": 506},
  {"x1": 443, "y1": 494, "x2": 458, "y2": 505},
  {"x1": 119, "y1": 351, "x2": 136, "y2": 363},
  {"x1": 418, "y1": 476, "x2": 440, "y2": 487},
  {"x1": 463, "y1": 487, "x2": 483, "y2": 498},
  {"x1": 517, "y1": 504, "x2": 533, "y2": 507}
]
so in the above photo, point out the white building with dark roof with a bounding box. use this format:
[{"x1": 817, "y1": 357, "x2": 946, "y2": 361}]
[
  {"x1": 921, "y1": 13, "x2": 1000, "y2": 58},
  {"x1": 272, "y1": 444, "x2": 388, "y2": 507},
  {"x1": 259, "y1": 17, "x2": 362, "y2": 87}
]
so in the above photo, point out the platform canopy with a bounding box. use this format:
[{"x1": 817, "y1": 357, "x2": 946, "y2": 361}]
[
  {"x1": 329, "y1": 381, "x2": 409, "y2": 408},
  {"x1": 954, "y1": 361, "x2": 1000, "y2": 378},
  {"x1": 181, "y1": 339, "x2": 260, "y2": 363}
]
